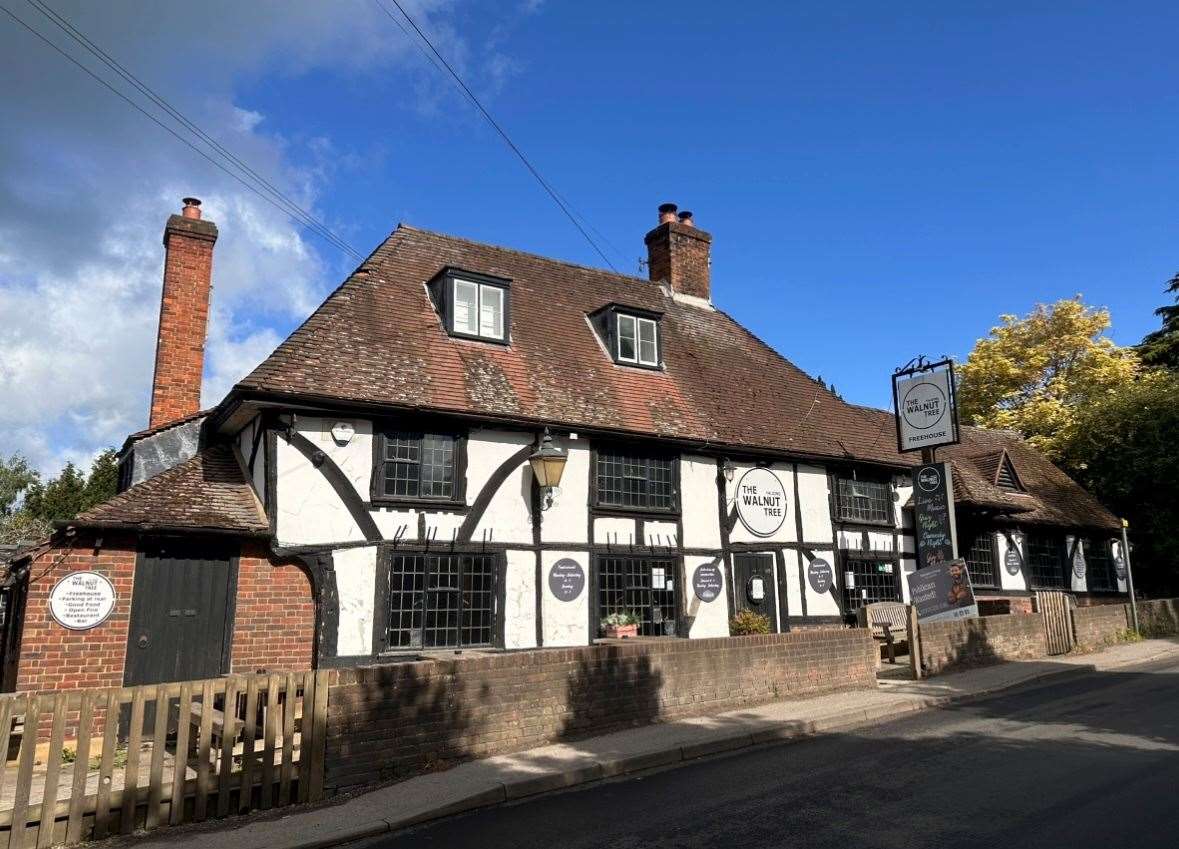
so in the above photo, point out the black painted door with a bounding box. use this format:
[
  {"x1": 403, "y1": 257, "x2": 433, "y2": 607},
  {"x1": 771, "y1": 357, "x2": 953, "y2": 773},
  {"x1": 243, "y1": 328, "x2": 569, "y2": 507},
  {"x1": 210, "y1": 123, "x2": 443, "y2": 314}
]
[
  {"x1": 732, "y1": 552, "x2": 778, "y2": 631},
  {"x1": 124, "y1": 540, "x2": 235, "y2": 687}
]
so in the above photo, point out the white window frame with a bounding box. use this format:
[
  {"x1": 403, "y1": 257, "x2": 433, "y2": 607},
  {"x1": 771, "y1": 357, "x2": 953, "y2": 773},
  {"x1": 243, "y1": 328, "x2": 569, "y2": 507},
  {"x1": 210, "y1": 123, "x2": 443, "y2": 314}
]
[
  {"x1": 452, "y1": 278, "x2": 505, "y2": 341},
  {"x1": 616, "y1": 313, "x2": 659, "y2": 367}
]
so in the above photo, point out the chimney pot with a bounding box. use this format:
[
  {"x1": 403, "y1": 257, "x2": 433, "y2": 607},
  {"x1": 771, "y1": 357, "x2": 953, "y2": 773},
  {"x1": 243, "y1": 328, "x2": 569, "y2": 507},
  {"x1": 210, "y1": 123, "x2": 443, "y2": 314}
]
[
  {"x1": 677, "y1": 210, "x2": 694, "y2": 227},
  {"x1": 181, "y1": 197, "x2": 202, "y2": 220},
  {"x1": 657, "y1": 202, "x2": 678, "y2": 225},
  {"x1": 644, "y1": 202, "x2": 712, "y2": 302}
]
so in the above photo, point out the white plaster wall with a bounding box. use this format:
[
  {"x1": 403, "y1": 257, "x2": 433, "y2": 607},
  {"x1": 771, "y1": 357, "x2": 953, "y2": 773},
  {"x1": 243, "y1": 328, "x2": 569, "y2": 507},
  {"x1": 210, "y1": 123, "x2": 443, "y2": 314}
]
[
  {"x1": 900, "y1": 556, "x2": 918, "y2": 602},
  {"x1": 541, "y1": 440, "x2": 589, "y2": 543},
  {"x1": 996, "y1": 531, "x2": 1029, "y2": 592},
  {"x1": 796, "y1": 465, "x2": 834, "y2": 543},
  {"x1": 275, "y1": 435, "x2": 368, "y2": 545},
  {"x1": 594, "y1": 516, "x2": 636, "y2": 544},
  {"x1": 781, "y1": 550, "x2": 803, "y2": 617},
  {"x1": 541, "y1": 550, "x2": 590, "y2": 646},
  {"x1": 503, "y1": 549, "x2": 538, "y2": 650},
  {"x1": 797, "y1": 549, "x2": 842, "y2": 618},
  {"x1": 469, "y1": 429, "x2": 534, "y2": 545},
  {"x1": 684, "y1": 555, "x2": 729, "y2": 637},
  {"x1": 893, "y1": 475, "x2": 913, "y2": 528},
  {"x1": 900, "y1": 535, "x2": 916, "y2": 555},
  {"x1": 680, "y1": 455, "x2": 721, "y2": 549},
  {"x1": 837, "y1": 529, "x2": 863, "y2": 552},
  {"x1": 726, "y1": 462, "x2": 797, "y2": 545},
  {"x1": 334, "y1": 546, "x2": 378, "y2": 657},
  {"x1": 645, "y1": 521, "x2": 678, "y2": 547},
  {"x1": 867, "y1": 532, "x2": 895, "y2": 553}
]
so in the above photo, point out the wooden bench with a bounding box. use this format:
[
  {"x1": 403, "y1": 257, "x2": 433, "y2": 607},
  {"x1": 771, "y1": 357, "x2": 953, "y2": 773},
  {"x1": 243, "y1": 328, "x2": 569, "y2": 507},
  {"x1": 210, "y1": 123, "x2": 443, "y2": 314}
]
[{"x1": 858, "y1": 601, "x2": 911, "y2": 663}]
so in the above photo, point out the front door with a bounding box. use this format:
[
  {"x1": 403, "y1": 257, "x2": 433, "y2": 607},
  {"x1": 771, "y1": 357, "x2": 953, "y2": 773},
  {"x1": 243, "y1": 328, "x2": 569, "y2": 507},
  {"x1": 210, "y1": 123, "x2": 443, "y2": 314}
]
[
  {"x1": 732, "y1": 553, "x2": 778, "y2": 631},
  {"x1": 124, "y1": 540, "x2": 235, "y2": 687}
]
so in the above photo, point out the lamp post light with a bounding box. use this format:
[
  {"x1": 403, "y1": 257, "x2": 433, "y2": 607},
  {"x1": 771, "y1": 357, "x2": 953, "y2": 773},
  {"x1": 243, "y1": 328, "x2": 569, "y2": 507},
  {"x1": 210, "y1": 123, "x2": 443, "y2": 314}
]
[{"x1": 529, "y1": 428, "x2": 567, "y2": 511}]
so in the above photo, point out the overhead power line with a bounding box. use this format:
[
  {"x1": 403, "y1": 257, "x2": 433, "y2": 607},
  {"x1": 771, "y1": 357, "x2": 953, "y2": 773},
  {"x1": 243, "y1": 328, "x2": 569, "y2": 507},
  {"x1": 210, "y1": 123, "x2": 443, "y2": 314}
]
[
  {"x1": 4, "y1": 0, "x2": 364, "y2": 262},
  {"x1": 373, "y1": 0, "x2": 622, "y2": 272}
]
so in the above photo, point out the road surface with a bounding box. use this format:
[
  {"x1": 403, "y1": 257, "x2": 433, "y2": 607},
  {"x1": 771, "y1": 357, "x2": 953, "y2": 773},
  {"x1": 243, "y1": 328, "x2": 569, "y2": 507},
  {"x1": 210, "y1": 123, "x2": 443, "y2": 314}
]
[{"x1": 362, "y1": 655, "x2": 1179, "y2": 849}]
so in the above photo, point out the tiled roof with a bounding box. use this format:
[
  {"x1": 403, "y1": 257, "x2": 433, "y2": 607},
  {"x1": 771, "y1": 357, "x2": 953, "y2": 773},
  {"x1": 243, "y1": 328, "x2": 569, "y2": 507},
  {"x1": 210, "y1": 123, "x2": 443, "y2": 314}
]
[
  {"x1": 72, "y1": 444, "x2": 268, "y2": 535},
  {"x1": 238, "y1": 226, "x2": 902, "y2": 465}
]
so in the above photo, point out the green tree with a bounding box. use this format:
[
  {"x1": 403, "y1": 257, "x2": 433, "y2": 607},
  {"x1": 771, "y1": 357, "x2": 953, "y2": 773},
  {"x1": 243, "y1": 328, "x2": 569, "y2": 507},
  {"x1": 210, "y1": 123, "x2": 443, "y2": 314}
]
[
  {"x1": 1138, "y1": 272, "x2": 1179, "y2": 370},
  {"x1": 0, "y1": 454, "x2": 39, "y2": 517},
  {"x1": 20, "y1": 449, "x2": 119, "y2": 526},
  {"x1": 82, "y1": 449, "x2": 119, "y2": 510},
  {"x1": 1057, "y1": 371, "x2": 1179, "y2": 596},
  {"x1": 957, "y1": 298, "x2": 1141, "y2": 459}
]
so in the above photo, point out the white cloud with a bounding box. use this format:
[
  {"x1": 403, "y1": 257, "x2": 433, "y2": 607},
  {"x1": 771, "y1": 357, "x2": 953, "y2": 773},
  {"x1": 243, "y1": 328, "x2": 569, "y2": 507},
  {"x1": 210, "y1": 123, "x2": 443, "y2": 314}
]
[{"x1": 0, "y1": 0, "x2": 528, "y2": 476}]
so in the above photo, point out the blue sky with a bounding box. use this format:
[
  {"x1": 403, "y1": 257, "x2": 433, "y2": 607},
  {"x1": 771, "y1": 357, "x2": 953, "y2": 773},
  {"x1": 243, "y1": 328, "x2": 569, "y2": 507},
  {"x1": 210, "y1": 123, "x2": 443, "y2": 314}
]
[{"x1": 2, "y1": 1, "x2": 1176, "y2": 472}]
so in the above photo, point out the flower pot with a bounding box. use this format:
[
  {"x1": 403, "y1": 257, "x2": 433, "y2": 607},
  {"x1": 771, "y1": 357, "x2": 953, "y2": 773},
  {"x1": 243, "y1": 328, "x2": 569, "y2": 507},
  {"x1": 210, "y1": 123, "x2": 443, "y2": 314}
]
[{"x1": 604, "y1": 623, "x2": 639, "y2": 639}]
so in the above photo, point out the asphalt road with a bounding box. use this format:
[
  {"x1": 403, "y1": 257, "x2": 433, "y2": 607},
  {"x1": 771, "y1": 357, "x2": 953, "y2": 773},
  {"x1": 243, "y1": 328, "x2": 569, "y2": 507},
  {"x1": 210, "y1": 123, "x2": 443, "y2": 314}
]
[{"x1": 360, "y1": 656, "x2": 1179, "y2": 849}]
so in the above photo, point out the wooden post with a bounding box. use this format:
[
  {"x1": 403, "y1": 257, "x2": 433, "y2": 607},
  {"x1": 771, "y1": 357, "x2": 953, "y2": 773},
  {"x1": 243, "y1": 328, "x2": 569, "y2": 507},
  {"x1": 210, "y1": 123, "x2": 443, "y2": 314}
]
[{"x1": 907, "y1": 603, "x2": 923, "y2": 680}]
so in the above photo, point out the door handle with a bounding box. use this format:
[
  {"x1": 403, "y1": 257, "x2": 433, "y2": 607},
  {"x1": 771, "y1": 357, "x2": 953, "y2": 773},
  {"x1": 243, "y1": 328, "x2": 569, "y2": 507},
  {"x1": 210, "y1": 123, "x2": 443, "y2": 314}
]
[{"x1": 137, "y1": 634, "x2": 149, "y2": 649}]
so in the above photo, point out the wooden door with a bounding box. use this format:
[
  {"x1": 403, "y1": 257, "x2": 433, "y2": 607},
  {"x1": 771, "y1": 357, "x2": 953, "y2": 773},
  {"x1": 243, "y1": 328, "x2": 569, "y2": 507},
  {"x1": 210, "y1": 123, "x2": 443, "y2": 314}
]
[{"x1": 732, "y1": 553, "x2": 779, "y2": 631}]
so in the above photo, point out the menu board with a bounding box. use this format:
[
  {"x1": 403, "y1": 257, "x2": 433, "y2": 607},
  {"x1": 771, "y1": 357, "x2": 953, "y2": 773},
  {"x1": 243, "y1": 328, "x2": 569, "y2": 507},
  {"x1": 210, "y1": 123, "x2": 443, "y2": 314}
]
[{"x1": 914, "y1": 462, "x2": 958, "y2": 570}]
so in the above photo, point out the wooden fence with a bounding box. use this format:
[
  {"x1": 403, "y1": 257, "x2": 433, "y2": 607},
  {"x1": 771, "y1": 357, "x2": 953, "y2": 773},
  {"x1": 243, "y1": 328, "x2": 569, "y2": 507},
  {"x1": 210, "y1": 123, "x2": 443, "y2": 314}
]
[
  {"x1": 1035, "y1": 591, "x2": 1076, "y2": 655},
  {"x1": 0, "y1": 670, "x2": 329, "y2": 848}
]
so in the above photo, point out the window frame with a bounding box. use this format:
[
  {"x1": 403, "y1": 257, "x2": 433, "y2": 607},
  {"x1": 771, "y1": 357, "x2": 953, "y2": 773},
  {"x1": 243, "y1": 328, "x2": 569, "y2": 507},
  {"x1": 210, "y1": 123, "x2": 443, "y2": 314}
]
[
  {"x1": 369, "y1": 425, "x2": 468, "y2": 509},
  {"x1": 594, "y1": 554, "x2": 679, "y2": 638},
  {"x1": 591, "y1": 444, "x2": 680, "y2": 514},
  {"x1": 1025, "y1": 531, "x2": 1067, "y2": 589},
  {"x1": 428, "y1": 267, "x2": 512, "y2": 346},
  {"x1": 1084, "y1": 537, "x2": 1118, "y2": 592},
  {"x1": 590, "y1": 303, "x2": 664, "y2": 370},
  {"x1": 377, "y1": 551, "x2": 501, "y2": 650},
  {"x1": 615, "y1": 313, "x2": 659, "y2": 367},
  {"x1": 833, "y1": 474, "x2": 894, "y2": 526},
  {"x1": 958, "y1": 524, "x2": 998, "y2": 588}
]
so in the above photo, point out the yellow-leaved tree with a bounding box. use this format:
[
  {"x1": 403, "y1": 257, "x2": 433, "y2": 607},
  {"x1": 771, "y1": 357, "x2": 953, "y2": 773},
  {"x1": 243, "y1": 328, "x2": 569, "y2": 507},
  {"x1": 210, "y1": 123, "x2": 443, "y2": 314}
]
[{"x1": 957, "y1": 298, "x2": 1140, "y2": 459}]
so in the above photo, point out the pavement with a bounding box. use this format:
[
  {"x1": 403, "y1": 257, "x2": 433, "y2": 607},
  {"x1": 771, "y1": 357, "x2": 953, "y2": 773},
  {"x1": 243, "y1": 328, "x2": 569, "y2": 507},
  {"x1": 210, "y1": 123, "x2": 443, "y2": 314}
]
[{"x1": 118, "y1": 638, "x2": 1179, "y2": 849}]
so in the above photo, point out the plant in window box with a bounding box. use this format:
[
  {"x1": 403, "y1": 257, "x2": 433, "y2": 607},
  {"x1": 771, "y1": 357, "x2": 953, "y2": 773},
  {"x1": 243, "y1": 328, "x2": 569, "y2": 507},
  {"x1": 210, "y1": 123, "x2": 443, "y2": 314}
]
[
  {"x1": 729, "y1": 609, "x2": 771, "y2": 636},
  {"x1": 601, "y1": 611, "x2": 640, "y2": 639}
]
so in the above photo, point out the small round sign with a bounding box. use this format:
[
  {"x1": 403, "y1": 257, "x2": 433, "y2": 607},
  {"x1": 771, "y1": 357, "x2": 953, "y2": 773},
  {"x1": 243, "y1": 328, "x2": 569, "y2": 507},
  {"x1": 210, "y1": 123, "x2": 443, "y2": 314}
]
[
  {"x1": 734, "y1": 467, "x2": 787, "y2": 538},
  {"x1": 1004, "y1": 544, "x2": 1022, "y2": 576},
  {"x1": 902, "y1": 381, "x2": 949, "y2": 431},
  {"x1": 807, "y1": 557, "x2": 834, "y2": 594},
  {"x1": 548, "y1": 558, "x2": 585, "y2": 602},
  {"x1": 692, "y1": 561, "x2": 723, "y2": 602},
  {"x1": 49, "y1": 571, "x2": 116, "y2": 631}
]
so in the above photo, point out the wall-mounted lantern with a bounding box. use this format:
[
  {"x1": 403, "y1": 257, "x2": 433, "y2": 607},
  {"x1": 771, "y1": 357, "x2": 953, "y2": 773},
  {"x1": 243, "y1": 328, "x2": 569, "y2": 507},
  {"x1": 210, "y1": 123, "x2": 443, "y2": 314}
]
[
  {"x1": 723, "y1": 459, "x2": 736, "y2": 482},
  {"x1": 529, "y1": 427, "x2": 567, "y2": 511}
]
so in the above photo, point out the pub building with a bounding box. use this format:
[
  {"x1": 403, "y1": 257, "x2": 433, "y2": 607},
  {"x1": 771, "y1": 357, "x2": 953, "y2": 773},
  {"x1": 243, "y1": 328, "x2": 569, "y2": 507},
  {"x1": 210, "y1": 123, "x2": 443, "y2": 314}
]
[{"x1": 0, "y1": 200, "x2": 1127, "y2": 694}]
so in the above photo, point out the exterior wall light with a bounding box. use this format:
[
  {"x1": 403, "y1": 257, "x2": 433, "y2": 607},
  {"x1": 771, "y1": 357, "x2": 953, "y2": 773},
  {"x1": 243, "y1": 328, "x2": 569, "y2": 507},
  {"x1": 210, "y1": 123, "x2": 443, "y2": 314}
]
[
  {"x1": 723, "y1": 459, "x2": 736, "y2": 482},
  {"x1": 528, "y1": 427, "x2": 567, "y2": 510}
]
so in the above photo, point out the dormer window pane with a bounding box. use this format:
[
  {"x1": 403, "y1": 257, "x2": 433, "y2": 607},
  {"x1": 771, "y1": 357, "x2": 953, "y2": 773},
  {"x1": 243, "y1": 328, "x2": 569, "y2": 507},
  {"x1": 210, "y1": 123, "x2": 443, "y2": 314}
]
[
  {"x1": 453, "y1": 279, "x2": 479, "y2": 335},
  {"x1": 480, "y1": 284, "x2": 504, "y2": 339},
  {"x1": 617, "y1": 314, "x2": 637, "y2": 362},
  {"x1": 637, "y1": 318, "x2": 658, "y2": 365}
]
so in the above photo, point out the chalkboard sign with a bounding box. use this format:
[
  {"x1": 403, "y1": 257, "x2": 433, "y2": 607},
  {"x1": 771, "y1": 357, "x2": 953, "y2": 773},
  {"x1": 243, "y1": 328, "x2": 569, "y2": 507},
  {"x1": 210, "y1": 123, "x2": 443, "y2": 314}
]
[
  {"x1": 1004, "y1": 542, "x2": 1023, "y2": 576},
  {"x1": 914, "y1": 462, "x2": 958, "y2": 570},
  {"x1": 807, "y1": 557, "x2": 833, "y2": 594},
  {"x1": 692, "y1": 561, "x2": 723, "y2": 602},
  {"x1": 547, "y1": 558, "x2": 585, "y2": 602}
]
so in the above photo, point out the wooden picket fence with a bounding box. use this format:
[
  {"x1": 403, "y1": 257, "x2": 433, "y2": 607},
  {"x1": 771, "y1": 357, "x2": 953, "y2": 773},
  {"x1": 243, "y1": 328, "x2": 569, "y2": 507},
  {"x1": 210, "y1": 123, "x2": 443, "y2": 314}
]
[
  {"x1": 1036, "y1": 590, "x2": 1076, "y2": 655},
  {"x1": 0, "y1": 670, "x2": 330, "y2": 848}
]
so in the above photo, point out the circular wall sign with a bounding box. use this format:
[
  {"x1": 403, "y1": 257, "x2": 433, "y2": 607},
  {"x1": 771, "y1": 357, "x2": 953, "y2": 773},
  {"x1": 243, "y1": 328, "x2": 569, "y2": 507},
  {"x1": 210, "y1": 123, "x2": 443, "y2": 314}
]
[
  {"x1": 807, "y1": 557, "x2": 834, "y2": 594},
  {"x1": 547, "y1": 558, "x2": 585, "y2": 602},
  {"x1": 692, "y1": 561, "x2": 723, "y2": 602},
  {"x1": 902, "y1": 381, "x2": 948, "y2": 431},
  {"x1": 48, "y1": 571, "x2": 116, "y2": 631},
  {"x1": 1004, "y1": 544, "x2": 1022, "y2": 576},
  {"x1": 734, "y1": 467, "x2": 787, "y2": 538}
]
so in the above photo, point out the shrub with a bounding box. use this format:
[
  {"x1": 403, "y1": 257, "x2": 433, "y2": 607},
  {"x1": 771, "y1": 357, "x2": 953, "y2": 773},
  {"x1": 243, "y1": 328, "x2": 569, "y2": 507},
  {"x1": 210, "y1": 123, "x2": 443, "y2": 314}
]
[{"x1": 730, "y1": 610, "x2": 771, "y2": 636}]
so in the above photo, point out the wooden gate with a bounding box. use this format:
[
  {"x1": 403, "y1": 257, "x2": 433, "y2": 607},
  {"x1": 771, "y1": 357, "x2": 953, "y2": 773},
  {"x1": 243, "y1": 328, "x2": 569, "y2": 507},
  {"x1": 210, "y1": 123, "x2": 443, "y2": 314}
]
[
  {"x1": 1036, "y1": 591, "x2": 1075, "y2": 655},
  {"x1": 0, "y1": 670, "x2": 329, "y2": 848}
]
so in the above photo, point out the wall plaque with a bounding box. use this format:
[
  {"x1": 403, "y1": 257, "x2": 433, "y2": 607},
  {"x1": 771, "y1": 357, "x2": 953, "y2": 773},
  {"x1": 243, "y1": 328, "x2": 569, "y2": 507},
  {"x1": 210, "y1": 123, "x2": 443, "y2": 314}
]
[
  {"x1": 1004, "y1": 543, "x2": 1023, "y2": 577},
  {"x1": 807, "y1": 557, "x2": 834, "y2": 594},
  {"x1": 692, "y1": 561, "x2": 723, "y2": 602},
  {"x1": 1114, "y1": 551, "x2": 1127, "y2": 581},
  {"x1": 48, "y1": 571, "x2": 116, "y2": 631},
  {"x1": 1072, "y1": 543, "x2": 1086, "y2": 580},
  {"x1": 734, "y1": 467, "x2": 787, "y2": 537},
  {"x1": 548, "y1": 558, "x2": 585, "y2": 602}
]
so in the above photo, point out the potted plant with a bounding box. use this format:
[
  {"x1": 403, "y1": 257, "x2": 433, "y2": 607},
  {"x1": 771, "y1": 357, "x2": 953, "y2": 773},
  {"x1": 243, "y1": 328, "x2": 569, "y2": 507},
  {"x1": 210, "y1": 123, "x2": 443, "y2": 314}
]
[
  {"x1": 601, "y1": 611, "x2": 640, "y2": 639},
  {"x1": 729, "y1": 609, "x2": 771, "y2": 636}
]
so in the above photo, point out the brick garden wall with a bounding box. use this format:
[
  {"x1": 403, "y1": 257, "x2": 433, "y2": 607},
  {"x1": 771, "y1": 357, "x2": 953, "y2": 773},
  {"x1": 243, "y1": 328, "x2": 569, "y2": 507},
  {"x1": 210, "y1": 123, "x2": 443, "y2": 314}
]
[
  {"x1": 324, "y1": 629, "x2": 876, "y2": 793},
  {"x1": 1072, "y1": 604, "x2": 1131, "y2": 651},
  {"x1": 919, "y1": 613, "x2": 1047, "y2": 675}
]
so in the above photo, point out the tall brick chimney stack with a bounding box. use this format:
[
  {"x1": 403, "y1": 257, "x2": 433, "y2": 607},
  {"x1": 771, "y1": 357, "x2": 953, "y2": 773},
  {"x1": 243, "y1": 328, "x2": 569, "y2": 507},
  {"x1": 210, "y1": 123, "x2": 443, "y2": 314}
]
[
  {"x1": 644, "y1": 202, "x2": 712, "y2": 301},
  {"x1": 148, "y1": 197, "x2": 217, "y2": 428}
]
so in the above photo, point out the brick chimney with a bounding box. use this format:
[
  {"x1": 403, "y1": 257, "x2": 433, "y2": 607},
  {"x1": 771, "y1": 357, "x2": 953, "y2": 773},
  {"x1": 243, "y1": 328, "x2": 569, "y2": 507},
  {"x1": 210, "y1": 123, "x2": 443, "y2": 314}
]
[
  {"x1": 644, "y1": 202, "x2": 712, "y2": 301},
  {"x1": 148, "y1": 197, "x2": 217, "y2": 428}
]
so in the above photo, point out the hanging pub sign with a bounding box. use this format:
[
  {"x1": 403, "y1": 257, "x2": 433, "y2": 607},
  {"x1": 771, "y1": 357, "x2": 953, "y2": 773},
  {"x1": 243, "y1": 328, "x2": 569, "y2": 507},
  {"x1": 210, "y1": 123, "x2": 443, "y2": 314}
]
[
  {"x1": 892, "y1": 358, "x2": 960, "y2": 453},
  {"x1": 734, "y1": 468, "x2": 787, "y2": 537},
  {"x1": 48, "y1": 571, "x2": 116, "y2": 631},
  {"x1": 692, "y1": 561, "x2": 724, "y2": 602},
  {"x1": 807, "y1": 557, "x2": 834, "y2": 594},
  {"x1": 548, "y1": 558, "x2": 586, "y2": 602},
  {"x1": 906, "y1": 558, "x2": 979, "y2": 623},
  {"x1": 914, "y1": 461, "x2": 959, "y2": 571}
]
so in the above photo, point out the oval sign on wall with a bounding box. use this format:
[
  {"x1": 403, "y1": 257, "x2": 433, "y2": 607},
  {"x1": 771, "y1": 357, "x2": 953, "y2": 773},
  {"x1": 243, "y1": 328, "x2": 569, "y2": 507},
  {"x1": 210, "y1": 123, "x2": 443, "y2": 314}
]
[
  {"x1": 807, "y1": 557, "x2": 834, "y2": 594},
  {"x1": 548, "y1": 558, "x2": 585, "y2": 602},
  {"x1": 1072, "y1": 545, "x2": 1086, "y2": 580},
  {"x1": 692, "y1": 561, "x2": 723, "y2": 602},
  {"x1": 1114, "y1": 551, "x2": 1127, "y2": 581},
  {"x1": 48, "y1": 571, "x2": 116, "y2": 631},
  {"x1": 1004, "y1": 544, "x2": 1022, "y2": 576},
  {"x1": 734, "y1": 468, "x2": 787, "y2": 538}
]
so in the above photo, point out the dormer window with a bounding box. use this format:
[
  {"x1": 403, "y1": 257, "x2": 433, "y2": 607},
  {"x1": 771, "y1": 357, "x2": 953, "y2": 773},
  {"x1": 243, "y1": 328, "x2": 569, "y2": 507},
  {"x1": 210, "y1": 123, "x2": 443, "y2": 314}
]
[
  {"x1": 588, "y1": 303, "x2": 663, "y2": 369},
  {"x1": 428, "y1": 267, "x2": 511, "y2": 344}
]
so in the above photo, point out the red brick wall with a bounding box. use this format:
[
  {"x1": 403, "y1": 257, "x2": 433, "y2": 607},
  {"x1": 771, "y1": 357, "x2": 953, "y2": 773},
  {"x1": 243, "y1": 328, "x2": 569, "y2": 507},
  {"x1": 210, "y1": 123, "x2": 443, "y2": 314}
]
[
  {"x1": 644, "y1": 220, "x2": 712, "y2": 300},
  {"x1": 230, "y1": 541, "x2": 315, "y2": 673},
  {"x1": 149, "y1": 214, "x2": 216, "y2": 428},
  {"x1": 919, "y1": 613, "x2": 1047, "y2": 675},
  {"x1": 1073, "y1": 604, "x2": 1130, "y2": 651},
  {"x1": 325, "y1": 629, "x2": 877, "y2": 793}
]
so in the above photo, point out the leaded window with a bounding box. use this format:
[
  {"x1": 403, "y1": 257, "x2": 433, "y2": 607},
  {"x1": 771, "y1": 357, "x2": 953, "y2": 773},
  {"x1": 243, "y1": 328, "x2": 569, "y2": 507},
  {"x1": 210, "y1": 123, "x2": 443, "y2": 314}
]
[
  {"x1": 1085, "y1": 538, "x2": 1117, "y2": 592},
  {"x1": 841, "y1": 558, "x2": 900, "y2": 619},
  {"x1": 597, "y1": 555, "x2": 677, "y2": 637},
  {"x1": 835, "y1": 477, "x2": 892, "y2": 524},
  {"x1": 387, "y1": 553, "x2": 497, "y2": 649},
  {"x1": 960, "y1": 526, "x2": 998, "y2": 588},
  {"x1": 380, "y1": 431, "x2": 456, "y2": 501},
  {"x1": 595, "y1": 447, "x2": 678, "y2": 511},
  {"x1": 1026, "y1": 532, "x2": 1066, "y2": 589}
]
